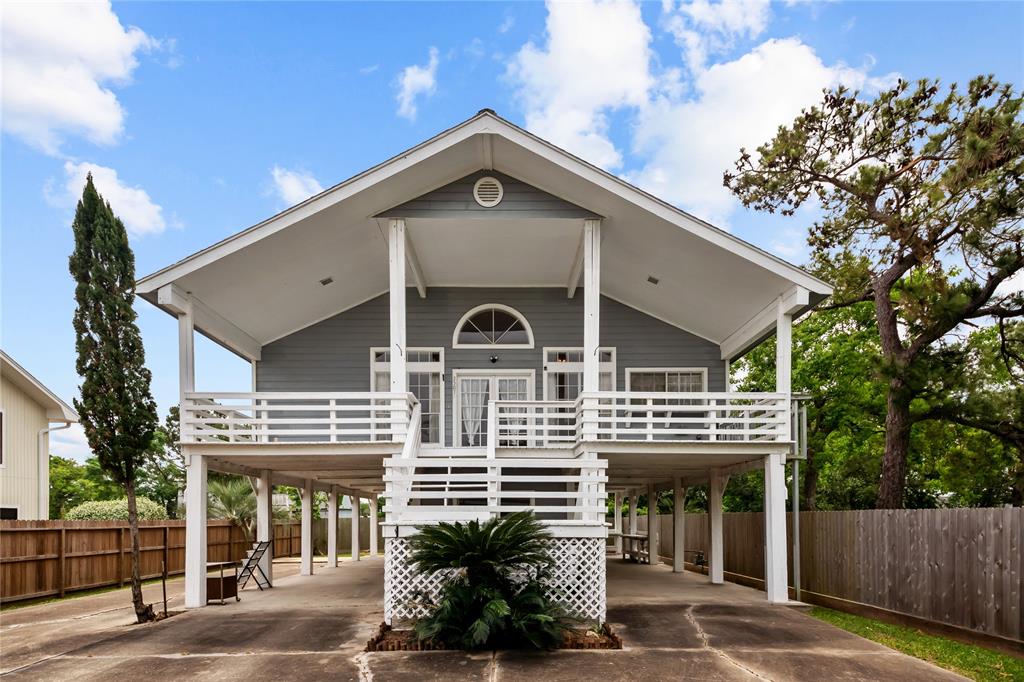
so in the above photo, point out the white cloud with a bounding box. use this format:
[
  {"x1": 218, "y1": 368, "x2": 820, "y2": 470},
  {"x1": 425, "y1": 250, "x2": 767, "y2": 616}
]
[
  {"x1": 50, "y1": 424, "x2": 92, "y2": 463},
  {"x1": 631, "y1": 38, "x2": 897, "y2": 225},
  {"x1": 270, "y1": 166, "x2": 324, "y2": 205},
  {"x1": 1, "y1": 0, "x2": 157, "y2": 154},
  {"x1": 396, "y1": 47, "x2": 439, "y2": 120},
  {"x1": 507, "y1": 0, "x2": 653, "y2": 170},
  {"x1": 498, "y1": 15, "x2": 515, "y2": 34},
  {"x1": 663, "y1": 0, "x2": 772, "y2": 70},
  {"x1": 50, "y1": 161, "x2": 167, "y2": 237},
  {"x1": 359, "y1": 64, "x2": 380, "y2": 75}
]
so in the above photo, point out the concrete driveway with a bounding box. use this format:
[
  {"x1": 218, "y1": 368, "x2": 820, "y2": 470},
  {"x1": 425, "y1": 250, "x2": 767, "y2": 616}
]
[{"x1": 1, "y1": 557, "x2": 964, "y2": 681}]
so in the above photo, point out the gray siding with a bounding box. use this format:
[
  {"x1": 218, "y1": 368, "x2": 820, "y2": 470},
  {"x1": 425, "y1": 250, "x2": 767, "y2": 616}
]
[
  {"x1": 257, "y1": 288, "x2": 725, "y2": 446},
  {"x1": 376, "y1": 171, "x2": 598, "y2": 220}
]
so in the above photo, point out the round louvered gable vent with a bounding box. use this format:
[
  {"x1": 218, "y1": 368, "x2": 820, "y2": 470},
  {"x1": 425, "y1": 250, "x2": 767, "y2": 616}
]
[{"x1": 473, "y1": 176, "x2": 504, "y2": 207}]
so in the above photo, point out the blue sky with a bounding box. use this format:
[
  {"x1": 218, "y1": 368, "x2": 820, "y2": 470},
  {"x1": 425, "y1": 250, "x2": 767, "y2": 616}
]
[{"x1": 2, "y1": 0, "x2": 1022, "y2": 460}]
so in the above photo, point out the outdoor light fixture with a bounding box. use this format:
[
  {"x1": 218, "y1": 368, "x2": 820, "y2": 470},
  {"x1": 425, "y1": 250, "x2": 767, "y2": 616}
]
[{"x1": 489, "y1": 355, "x2": 499, "y2": 364}]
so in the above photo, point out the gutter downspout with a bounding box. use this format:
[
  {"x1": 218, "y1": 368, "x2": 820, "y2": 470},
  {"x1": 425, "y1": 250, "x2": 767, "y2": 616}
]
[{"x1": 38, "y1": 422, "x2": 73, "y2": 519}]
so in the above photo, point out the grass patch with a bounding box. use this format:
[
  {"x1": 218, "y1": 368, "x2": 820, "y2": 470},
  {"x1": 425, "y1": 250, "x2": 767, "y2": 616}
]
[
  {"x1": 810, "y1": 606, "x2": 1024, "y2": 681},
  {"x1": 0, "y1": 574, "x2": 182, "y2": 612}
]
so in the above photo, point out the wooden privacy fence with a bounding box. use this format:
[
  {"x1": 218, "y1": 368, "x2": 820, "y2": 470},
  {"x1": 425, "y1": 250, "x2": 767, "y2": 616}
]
[
  {"x1": 634, "y1": 508, "x2": 1023, "y2": 642},
  {"x1": 0, "y1": 517, "x2": 383, "y2": 604}
]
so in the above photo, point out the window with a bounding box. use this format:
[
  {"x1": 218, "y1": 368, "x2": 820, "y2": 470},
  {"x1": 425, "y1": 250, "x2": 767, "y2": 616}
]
[
  {"x1": 452, "y1": 305, "x2": 534, "y2": 348},
  {"x1": 626, "y1": 368, "x2": 708, "y2": 440},
  {"x1": 371, "y1": 348, "x2": 443, "y2": 444},
  {"x1": 542, "y1": 348, "x2": 616, "y2": 401},
  {"x1": 0, "y1": 507, "x2": 17, "y2": 520},
  {"x1": 626, "y1": 369, "x2": 706, "y2": 393}
]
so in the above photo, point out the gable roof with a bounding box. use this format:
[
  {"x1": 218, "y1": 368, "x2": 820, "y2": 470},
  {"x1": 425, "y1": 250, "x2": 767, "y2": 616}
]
[
  {"x1": 137, "y1": 110, "x2": 831, "y2": 359},
  {"x1": 1, "y1": 350, "x2": 79, "y2": 422}
]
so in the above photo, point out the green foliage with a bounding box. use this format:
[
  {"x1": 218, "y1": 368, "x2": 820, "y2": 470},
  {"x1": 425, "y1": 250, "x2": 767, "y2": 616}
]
[
  {"x1": 811, "y1": 607, "x2": 1024, "y2": 681},
  {"x1": 49, "y1": 456, "x2": 96, "y2": 518},
  {"x1": 726, "y1": 76, "x2": 1024, "y2": 508},
  {"x1": 207, "y1": 475, "x2": 256, "y2": 538},
  {"x1": 409, "y1": 511, "x2": 567, "y2": 650},
  {"x1": 65, "y1": 497, "x2": 168, "y2": 521},
  {"x1": 136, "y1": 408, "x2": 185, "y2": 517}
]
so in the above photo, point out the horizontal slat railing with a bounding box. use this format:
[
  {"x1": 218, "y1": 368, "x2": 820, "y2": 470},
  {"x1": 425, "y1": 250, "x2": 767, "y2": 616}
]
[
  {"x1": 578, "y1": 392, "x2": 790, "y2": 443},
  {"x1": 181, "y1": 392, "x2": 417, "y2": 444},
  {"x1": 493, "y1": 400, "x2": 577, "y2": 448},
  {"x1": 383, "y1": 455, "x2": 608, "y2": 525}
]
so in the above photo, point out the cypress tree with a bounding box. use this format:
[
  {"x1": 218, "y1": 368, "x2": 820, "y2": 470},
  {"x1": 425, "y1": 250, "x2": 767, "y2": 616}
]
[{"x1": 70, "y1": 174, "x2": 159, "y2": 623}]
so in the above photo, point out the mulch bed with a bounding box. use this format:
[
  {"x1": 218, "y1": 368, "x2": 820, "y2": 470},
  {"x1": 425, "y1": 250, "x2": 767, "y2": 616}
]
[{"x1": 366, "y1": 622, "x2": 622, "y2": 652}]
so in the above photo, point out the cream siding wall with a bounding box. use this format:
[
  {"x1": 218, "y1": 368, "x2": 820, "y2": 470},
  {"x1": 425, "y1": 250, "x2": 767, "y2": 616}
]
[{"x1": 1, "y1": 378, "x2": 49, "y2": 519}]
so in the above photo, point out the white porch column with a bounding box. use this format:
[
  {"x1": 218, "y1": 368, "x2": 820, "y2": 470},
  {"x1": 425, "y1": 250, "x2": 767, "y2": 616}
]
[
  {"x1": 300, "y1": 480, "x2": 314, "y2": 576},
  {"x1": 183, "y1": 451, "x2": 207, "y2": 608},
  {"x1": 709, "y1": 469, "x2": 726, "y2": 584},
  {"x1": 612, "y1": 492, "x2": 623, "y2": 554},
  {"x1": 256, "y1": 469, "x2": 273, "y2": 584},
  {"x1": 369, "y1": 496, "x2": 379, "y2": 557},
  {"x1": 350, "y1": 495, "x2": 361, "y2": 560},
  {"x1": 581, "y1": 218, "x2": 601, "y2": 441},
  {"x1": 764, "y1": 452, "x2": 789, "y2": 603},
  {"x1": 388, "y1": 219, "x2": 408, "y2": 442},
  {"x1": 628, "y1": 492, "x2": 638, "y2": 535},
  {"x1": 327, "y1": 487, "x2": 338, "y2": 568},
  {"x1": 673, "y1": 477, "x2": 687, "y2": 573},
  {"x1": 647, "y1": 483, "x2": 660, "y2": 566},
  {"x1": 776, "y1": 303, "x2": 792, "y2": 395}
]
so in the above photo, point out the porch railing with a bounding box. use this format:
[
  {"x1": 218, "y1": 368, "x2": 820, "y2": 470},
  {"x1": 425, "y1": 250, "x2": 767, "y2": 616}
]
[
  {"x1": 577, "y1": 392, "x2": 790, "y2": 443},
  {"x1": 382, "y1": 453, "x2": 608, "y2": 525},
  {"x1": 180, "y1": 392, "x2": 418, "y2": 444}
]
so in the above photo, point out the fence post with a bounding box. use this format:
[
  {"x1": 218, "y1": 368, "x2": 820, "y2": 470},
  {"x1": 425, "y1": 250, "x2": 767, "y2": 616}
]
[
  {"x1": 58, "y1": 528, "x2": 66, "y2": 598},
  {"x1": 163, "y1": 526, "x2": 170, "y2": 576},
  {"x1": 117, "y1": 527, "x2": 125, "y2": 587}
]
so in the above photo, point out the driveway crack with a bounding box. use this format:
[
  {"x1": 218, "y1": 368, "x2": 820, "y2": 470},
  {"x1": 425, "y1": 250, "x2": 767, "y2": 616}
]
[{"x1": 685, "y1": 605, "x2": 768, "y2": 681}]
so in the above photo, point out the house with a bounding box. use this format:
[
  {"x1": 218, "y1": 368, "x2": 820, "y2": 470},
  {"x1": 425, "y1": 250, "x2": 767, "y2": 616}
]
[
  {"x1": 137, "y1": 110, "x2": 831, "y2": 618},
  {"x1": 0, "y1": 350, "x2": 79, "y2": 520}
]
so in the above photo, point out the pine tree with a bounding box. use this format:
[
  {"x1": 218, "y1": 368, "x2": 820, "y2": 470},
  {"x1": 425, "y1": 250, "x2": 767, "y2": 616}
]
[{"x1": 70, "y1": 174, "x2": 159, "y2": 623}]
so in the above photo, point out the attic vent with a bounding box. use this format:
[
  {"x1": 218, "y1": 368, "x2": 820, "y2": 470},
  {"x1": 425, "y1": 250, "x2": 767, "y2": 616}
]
[{"x1": 473, "y1": 176, "x2": 504, "y2": 207}]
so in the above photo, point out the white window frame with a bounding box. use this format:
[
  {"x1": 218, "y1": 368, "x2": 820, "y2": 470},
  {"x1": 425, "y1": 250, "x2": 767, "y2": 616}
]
[
  {"x1": 452, "y1": 304, "x2": 535, "y2": 349},
  {"x1": 452, "y1": 368, "x2": 536, "y2": 448},
  {"x1": 541, "y1": 347, "x2": 617, "y2": 400},
  {"x1": 370, "y1": 347, "x2": 445, "y2": 445},
  {"x1": 625, "y1": 367, "x2": 708, "y2": 392}
]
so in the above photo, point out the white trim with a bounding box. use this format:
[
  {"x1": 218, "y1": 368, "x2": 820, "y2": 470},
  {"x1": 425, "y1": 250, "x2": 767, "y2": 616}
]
[
  {"x1": 370, "y1": 347, "x2": 445, "y2": 445},
  {"x1": 452, "y1": 303, "x2": 535, "y2": 349},
  {"x1": 541, "y1": 347, "x2": 616, "y2": 400},
  {"x1": 452, "y1": 369, "x2": 535, "y2": 448},
  {"x1": 720, "y1": 286, "x2": 809, "y2": 361},
  {"x1": 582, "y1": 218, "x2": 601, "y2": 393},
  {"x1": 625, "y1": 367, "x2": 709, "y2": 392},
  {"x1": 0, "y1": 351, "x2": 78, "y2": 422}
]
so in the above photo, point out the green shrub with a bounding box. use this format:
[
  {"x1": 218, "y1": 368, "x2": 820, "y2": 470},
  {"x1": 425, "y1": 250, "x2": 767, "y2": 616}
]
[
  {"x1": 409, "y1": 511, "x2": 568, "y2": 650},
  {"x1": 65, "y1": 497, "x2": 168, "y2": 521}
]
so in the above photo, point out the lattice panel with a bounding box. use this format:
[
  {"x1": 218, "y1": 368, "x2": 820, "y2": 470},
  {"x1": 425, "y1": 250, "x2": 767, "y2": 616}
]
[{"x1": 384, "y1": 536, "x2": 606, "y2": 625}]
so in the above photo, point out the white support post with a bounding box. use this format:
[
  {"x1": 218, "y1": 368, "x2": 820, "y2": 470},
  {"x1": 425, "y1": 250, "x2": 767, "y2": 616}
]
[
  {"x1": 628, "y1": 492, "x2": 638, "y2": 536},
  {"x1": 327, "y1": 487, "x2": 338, "y2": 568},
  {"x1": 369, "y1": 496, "x2": 379, "y2": 557},
  {"x1": 350, "y1": 495, "x2": 361, "y2": 561},
  {"x1": 776, "y1": 303, "x2": 792, "y2": 394},
  {"x1": 709, "y1": 469, "x2": 725, "y2": 585},
  {"x1": 388, "y1": 218, "x2": 408, "y2": 442},
  {"x1": 647, "y1": 483, "x2": 660, "y2": 567},
  {"x1": 764, "y1": 452, "x2": 789, "y2": 603},
  {"x1": 183, "y1": 451, "x2": 207, "y2": 608},
  {"x1": 613, "y1": 492, "x2": 623, "y2": 554},
  {"x1": 673, "y1": 477, "x2": 686, "y2": 573},
  {"x1": 256, "y1": 468, "x2": 273, "y2": 584},
  {"x1": 582, "y1": 218, "x2": 601, "y2": 441},
  {"x1": 300, "y1": 480, "x2": 313, "y2": 576}
]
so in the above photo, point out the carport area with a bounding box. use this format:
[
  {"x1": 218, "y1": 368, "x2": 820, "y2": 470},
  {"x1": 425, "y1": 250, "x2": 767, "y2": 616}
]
[{"x1": 2, "y1": 557, "x2": 963, "y2": 681}]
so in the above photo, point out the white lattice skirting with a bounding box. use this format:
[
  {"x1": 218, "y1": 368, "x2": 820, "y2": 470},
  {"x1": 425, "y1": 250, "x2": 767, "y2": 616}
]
[{"x1": 384, "y1": 536, "x2": 607, "y2": 625}]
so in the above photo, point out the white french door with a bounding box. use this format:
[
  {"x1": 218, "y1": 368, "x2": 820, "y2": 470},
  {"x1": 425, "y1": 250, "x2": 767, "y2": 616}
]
[{"x1": 454, "y1": 371, "x2": 533, "y2": 447}]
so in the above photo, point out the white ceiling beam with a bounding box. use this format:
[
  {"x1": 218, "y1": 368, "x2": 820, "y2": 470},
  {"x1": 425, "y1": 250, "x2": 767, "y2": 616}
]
[
  {"x1": 720, "y1": 285, "x2": 810, "y2": 360},
  {"x1": 405, "y1": 229, "x2": 427, "y2": 299},
  {"x1": 566, "y1": 227, "x2": 585, "y2": 299},
  {"x1": 479, "y1": 132, "x2": 494, "y2": 170},
  {"x1": 159, "y1": 284, "x2": 262, "y2": 361}
]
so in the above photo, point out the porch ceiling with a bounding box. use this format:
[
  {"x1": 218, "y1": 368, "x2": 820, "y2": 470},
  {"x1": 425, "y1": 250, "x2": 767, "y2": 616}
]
[{"x1": 138, "y1": 110, "x2": 831, "y2": 357}]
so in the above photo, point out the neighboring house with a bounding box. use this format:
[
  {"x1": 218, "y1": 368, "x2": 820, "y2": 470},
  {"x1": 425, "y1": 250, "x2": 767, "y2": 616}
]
[
  {"x1": 0, "y1": 350, "x2": 79, "y2": 520},
  {"x1": 137, "y1": 110, "x2": 832, "y2": 617}
]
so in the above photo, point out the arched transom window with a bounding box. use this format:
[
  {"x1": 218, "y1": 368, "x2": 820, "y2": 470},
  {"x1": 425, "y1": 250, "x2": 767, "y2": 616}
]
[{"x1": 453, "y1": 304, "x2": 534, "y2": 348}]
